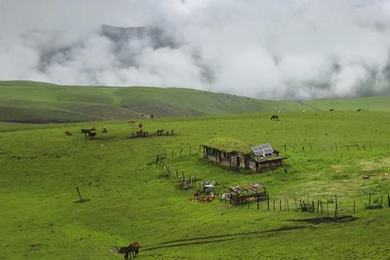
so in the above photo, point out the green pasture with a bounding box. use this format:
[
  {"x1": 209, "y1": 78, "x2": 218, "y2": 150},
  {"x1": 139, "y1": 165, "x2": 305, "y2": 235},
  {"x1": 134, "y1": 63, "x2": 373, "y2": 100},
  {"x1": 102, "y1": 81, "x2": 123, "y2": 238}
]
[
  {"x1": 1, "y1": 110, "x2": 390, "y2": 259},
  {"x1": 1, "y1": 81, "x2": 390, "y2": 123}
]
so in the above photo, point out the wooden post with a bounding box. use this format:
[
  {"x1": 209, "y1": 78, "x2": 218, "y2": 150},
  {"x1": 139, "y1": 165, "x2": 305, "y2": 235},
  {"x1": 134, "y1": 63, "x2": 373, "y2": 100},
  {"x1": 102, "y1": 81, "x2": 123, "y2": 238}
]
[
  {"x1": 257, "y1": 198, "x2": 259, "y2": 210},
  {"x1": 267, "y1": 194, "x2": 270, "y2": 211},
  {"x1": 353, "y1": 200, "x2": 356, "y2": 214},
  {"x1": 317, "y1": 200, "x2": 320, "y2": 213},
  {"x1": 273, "y1": 200, "x2": 275, "y2": 211},
  {"x1": 368, "y1": 193, "x2": 371, "y2": 207},
  {"x1": 156, "y1": 154, "x2": 160, "y2": 167},
  {"x1": 388, "y1": 194, "x2": 390, "y2": 208},
  {"x1": 334, "y1": 195, "x2": 338, "y2": 218},
  {"x1": 76, "y1": 187, "x2": 84, "y2": 202},
  {"x1": 312, "y1": 201, "x2": 315, "y2": 213},
  {"x1": 320, "y1": 201, "x2": 323, "y2": 214},
  {"x1": 279, "y1": 200, "x2": 282, "y2": 211}
]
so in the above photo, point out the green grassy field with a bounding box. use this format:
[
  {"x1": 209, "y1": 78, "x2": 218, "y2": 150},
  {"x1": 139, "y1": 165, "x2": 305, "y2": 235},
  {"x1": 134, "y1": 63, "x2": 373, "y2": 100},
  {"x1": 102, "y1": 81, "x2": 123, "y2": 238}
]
[
  {"x1": 1, "y1": 110, "x2": 390, "y2": 259},
  {"x1": 1, "y1": 81, "x2": 390, "y2": 123}
]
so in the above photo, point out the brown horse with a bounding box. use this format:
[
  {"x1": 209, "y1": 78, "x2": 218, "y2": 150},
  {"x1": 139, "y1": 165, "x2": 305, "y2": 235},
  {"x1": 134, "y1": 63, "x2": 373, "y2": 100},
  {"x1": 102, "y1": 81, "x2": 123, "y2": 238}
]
[
  {"x1": 117, "y1": 242, "x2": 140, "y2": 259},
  {"x1": 270, "y1": 115, "x2": 279, "y2": 121},
  {"x1": 157, "y1": 129, "x2": 164, "y2": 136},
  {"x1": 81, "y1": 128, "x2": 90, "y2": 136},
  {"x1": 65, "y1": 130, "x2": 72, "y2": 136},
  {"x1": 88, "y1": 131, "x2": 96, "y2": 140}
]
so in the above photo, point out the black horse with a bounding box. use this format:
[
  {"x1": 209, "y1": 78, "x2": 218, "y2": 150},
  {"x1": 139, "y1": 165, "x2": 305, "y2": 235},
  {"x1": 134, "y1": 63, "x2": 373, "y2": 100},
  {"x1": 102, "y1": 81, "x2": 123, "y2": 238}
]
[{"x1": 271, "y1": 115, "x2": 279, "y2": 121}]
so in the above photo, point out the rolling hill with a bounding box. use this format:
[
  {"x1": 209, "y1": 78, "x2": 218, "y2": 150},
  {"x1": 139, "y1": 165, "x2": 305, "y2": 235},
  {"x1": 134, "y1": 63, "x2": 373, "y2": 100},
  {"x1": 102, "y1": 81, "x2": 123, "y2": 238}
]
[{"x1": 0, "y1": 80, "x2": 389, "y2": 123}]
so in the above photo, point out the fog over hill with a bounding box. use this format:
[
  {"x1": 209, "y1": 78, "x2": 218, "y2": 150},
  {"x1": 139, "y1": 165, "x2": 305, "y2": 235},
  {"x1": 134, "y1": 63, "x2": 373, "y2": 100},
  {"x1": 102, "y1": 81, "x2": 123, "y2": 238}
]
[{"x1": 1, "y1": 0, "x2": 390, "y2": 99}]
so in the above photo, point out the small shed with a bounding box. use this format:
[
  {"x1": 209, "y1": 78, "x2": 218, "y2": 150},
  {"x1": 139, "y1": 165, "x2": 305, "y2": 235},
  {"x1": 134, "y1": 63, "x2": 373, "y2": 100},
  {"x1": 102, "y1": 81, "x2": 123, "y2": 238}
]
[
  {"x1": 229, "y1": 183, "x2": 267, "y2": 205},
  {"x1": 201, "y1": 137, "x2": 285, "y2": 173}
]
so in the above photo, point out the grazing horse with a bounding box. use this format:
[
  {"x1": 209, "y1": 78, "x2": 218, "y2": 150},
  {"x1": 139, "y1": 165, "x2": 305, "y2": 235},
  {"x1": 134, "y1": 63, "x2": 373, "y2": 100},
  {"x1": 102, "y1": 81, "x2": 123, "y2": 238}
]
[
  {"x1": 119, "y1": 242, "x2": 141, "y2": 259},
  {"x1": 102, "y1": 128, "x2": 108, "y2": 133},
  {"x1": 65, "y1": 130, "x2": 72, "y2": 136},
  {"x1": 81, "y1": 129, "x2": 90, "y2": 136},
  {"x1": 270, "y1": 115, "x2": 279, "y2": 121},
  {"x1": 157, "y1": 129, "x2": 164, "y2": 136},
  {"x1": 88, "y1": 131, "x2": 96, "y2": 140}
]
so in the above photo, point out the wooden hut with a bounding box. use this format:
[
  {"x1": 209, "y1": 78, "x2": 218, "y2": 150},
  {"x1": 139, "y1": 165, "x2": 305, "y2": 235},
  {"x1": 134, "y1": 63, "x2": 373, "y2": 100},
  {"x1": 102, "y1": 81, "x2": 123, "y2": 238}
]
[
  {"x1": 229, "y1": 183, "x2": 267, "y2": 205},
  {"x1": 201, "y1": 137, "x2": 285, "y2": 173}
]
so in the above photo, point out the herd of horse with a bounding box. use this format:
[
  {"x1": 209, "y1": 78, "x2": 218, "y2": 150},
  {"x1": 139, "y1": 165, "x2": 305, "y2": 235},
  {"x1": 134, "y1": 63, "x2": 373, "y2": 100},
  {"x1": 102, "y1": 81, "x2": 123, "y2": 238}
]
[{"x1": 64, "y1": 127, "x2": 107, "y2": 139}]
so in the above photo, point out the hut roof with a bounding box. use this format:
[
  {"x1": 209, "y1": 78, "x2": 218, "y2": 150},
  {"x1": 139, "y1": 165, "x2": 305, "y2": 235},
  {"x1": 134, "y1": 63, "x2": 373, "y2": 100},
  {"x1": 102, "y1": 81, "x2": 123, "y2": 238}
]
[{"x1": 203, "y1": 137, "x2": 251, "y2": 153}]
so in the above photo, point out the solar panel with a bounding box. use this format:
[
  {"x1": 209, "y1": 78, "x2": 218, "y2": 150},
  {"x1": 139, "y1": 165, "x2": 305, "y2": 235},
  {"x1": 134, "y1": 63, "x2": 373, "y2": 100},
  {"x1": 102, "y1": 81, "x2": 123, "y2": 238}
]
[
  {"x1": 251, "y1": 146, "x2": 263, "y2": 156},
  {"x1": 263, "y1": 148, "x2": 274, "y2": 155},
  {"x1": 260, "y1": 144, "x2": 271, "y2": 149},
  {"x1": 252, "y1": 143, "x2": 274, "y2": 157}
]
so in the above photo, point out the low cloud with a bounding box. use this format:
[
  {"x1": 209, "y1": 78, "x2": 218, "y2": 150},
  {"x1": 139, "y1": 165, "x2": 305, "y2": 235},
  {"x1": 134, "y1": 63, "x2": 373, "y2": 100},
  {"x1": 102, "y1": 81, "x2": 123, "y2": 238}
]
[{"x1": 1, "y1": 0, "x2": 390, "y2": 99}]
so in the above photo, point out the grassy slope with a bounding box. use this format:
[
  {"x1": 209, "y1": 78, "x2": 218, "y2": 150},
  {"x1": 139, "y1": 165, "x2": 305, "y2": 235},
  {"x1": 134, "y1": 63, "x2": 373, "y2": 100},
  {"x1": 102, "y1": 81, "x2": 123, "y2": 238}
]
[
  {"x1": 2, "y1": 81, "x2": 389, "y2": 123},
  {"x1": 0, "y1": 81, "x2": 305, "y2": 123},
  {"x1": 1, "y1": 111, "x2": 390, "y2": 259}
]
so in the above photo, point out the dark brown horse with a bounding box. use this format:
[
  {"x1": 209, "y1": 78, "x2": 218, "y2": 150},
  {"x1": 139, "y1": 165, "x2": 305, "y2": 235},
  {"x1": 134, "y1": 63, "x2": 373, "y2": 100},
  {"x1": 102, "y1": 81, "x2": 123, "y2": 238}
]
[
  {"x1": 65, "y1": 130, "x2": 72, "y2": 136},
  {"x1": 81, "y1": 129, "x2": 90, "y2": 136},
  {"x1": 115, "y1": 242, "x2": 141, "y2": 259},
  {"x1": 271, "y1": 115, "x2": 279, "y2": 121},
  {"x1": 87, "y1": 131, "x2": 96, "y2": 140},
  {"x1": 157, "y1": 129, "x2": 164, "y2": 136}
]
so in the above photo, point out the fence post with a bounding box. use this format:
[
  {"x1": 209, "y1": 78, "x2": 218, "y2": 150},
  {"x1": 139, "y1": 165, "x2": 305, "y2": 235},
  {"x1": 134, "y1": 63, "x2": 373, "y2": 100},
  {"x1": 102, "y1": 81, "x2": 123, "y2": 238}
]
[
  {"x1": 279, "y1": 200, "x2": 282, "y2": 211},
  {"x1": 317, "y1": 200, "x2": 320, "y2": 213},
  {"x1": 353, "y1": 200, "x2": 356, "y2": 214},
  {"x1": 273, "y1": 200, "x2": 275, "y2": 211},
  {"x1": 76, "y1": 187, "x2": 84, "y2": 202},
  {"x1": 257, "y1": 198, "x2": 259, "y2": 210},
  {"x1": 368, "y1": 193, "x2": 372, "y2": 207},
  {"x1": 267, "y1": 194, "x2": 270, "y2": 211},
  {"x1": 156, "y1": 154, "x2": 160, "y2": 167},
  {"x1": 334, "y1": 195, "x2": 338, "y2": 218},
  {"x1": 388, "y1": 195, "x2": 390, "y2": 208}
]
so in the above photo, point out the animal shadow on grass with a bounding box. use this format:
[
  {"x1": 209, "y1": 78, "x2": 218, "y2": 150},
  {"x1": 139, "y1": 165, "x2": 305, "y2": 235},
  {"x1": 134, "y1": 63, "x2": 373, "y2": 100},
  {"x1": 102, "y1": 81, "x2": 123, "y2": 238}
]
[
  {"x1": 289, "y1": 215, "x2": 357, "y2": 224},
  {"x1": 73, "y1": 199, "x2": 91, "y2": 203},
  {"x1": 142, "y1": 225, "x2": 306, "y2": 252}
]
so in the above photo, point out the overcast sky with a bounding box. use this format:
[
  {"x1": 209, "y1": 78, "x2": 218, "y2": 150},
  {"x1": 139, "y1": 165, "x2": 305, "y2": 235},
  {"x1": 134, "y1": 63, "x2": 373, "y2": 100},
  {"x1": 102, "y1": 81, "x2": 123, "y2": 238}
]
[{"x1": 1, "y1": 0, "x2": 390, "y2": 99}]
